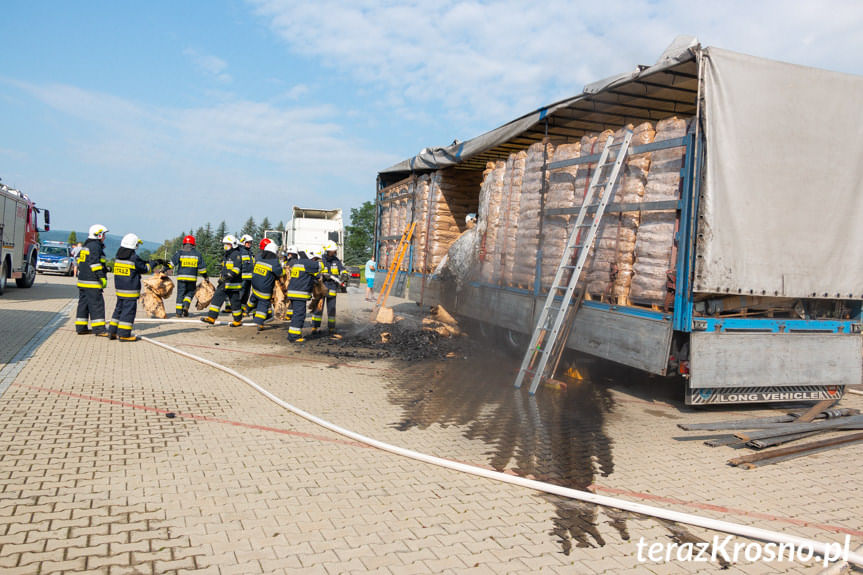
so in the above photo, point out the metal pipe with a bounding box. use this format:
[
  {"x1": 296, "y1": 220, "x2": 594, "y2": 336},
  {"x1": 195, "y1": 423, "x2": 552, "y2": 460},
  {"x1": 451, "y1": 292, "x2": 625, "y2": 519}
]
[{"x1": 140, "y1": 335, "x2": 863, "y2": 568}]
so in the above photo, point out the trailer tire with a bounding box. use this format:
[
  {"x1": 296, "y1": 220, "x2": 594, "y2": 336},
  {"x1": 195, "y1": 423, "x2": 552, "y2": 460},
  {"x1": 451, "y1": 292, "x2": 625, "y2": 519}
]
[
  {"x1": 16, "y1": 251, "x2": 37, "y2": 288},
  {"x1": 501, "y1": 328, "x2": 528, "y2": 352},
  {"x1": 0, "y1": 258, "x2": 7, "y2": 295}
]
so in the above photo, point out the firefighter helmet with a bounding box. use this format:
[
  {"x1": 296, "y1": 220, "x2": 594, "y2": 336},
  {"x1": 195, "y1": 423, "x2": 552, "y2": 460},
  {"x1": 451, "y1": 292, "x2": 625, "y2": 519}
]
[
  {"x1": 285, "y1": 245, "x2": 299, "y2": 256},
  {"x1": 183, "y1": 235, "x2": 196, "y2": 245},
  {"x1": 263, "y1": 241, "x2": 278, "y2": 255},
  {"x1": 310, "y1": 249, "x2": 322, "y2": 260},
  {"x1": 322, "y1": 240, "x2": 338, "y2": 253},
  {"x1": 222, "y1": 234, "x2": 239, "y2": 249},
  {"x1": 120, "y1": 233, "x2": 142, "y2": 249},
  {"x1": 88, "y1": 224, "x2": 108, "y2": 240},
  {"x1": 240, "y1": 234, "x2": 254, "y2": 245}
]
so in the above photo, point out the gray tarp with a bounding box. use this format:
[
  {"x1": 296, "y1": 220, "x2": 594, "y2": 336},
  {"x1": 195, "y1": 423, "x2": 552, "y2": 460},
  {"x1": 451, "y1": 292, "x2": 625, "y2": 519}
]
[{"x1": 695, "y1": 47, "x2": 863, "y2": 299}]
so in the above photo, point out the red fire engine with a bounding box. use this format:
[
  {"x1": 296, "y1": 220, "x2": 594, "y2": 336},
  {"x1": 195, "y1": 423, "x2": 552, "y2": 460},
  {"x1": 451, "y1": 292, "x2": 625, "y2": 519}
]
[{"x1": 0, "y1": 180, "x2": 50, "y2": 295}]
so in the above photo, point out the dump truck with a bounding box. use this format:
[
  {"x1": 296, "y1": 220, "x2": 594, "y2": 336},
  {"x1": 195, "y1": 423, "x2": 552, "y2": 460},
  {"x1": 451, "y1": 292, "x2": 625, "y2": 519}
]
[
  {"x1": 265, "y1": 206, "x2": 344, "y2": 259},
  {"x1": 373, "y1": 37, "x2": 863, "y2": 405},
  {"x1": 1, "y1": 180, "x2": 49, "y2": 295}
]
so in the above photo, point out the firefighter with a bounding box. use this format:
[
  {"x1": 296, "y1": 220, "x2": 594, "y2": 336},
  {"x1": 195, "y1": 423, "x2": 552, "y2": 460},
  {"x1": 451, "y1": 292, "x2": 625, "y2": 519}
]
[
  {"x1": 248, "y1": 238, "x2": 284, "y2": 331},
  {"x1": 169, "y1": 235, "x2": 207, "y2": 317},
  {"x1": 239, "y1": 234, "x2": 255, "y2": 315},
  {"x1": 107, "y1": 234, "x2": 153, "y2": 341},
  {"x1": 286, "y1": 249, "x2": 321, "y2": 343},
  {"x1": 75, "y1": 224, "x2": 109, "y2": 336},
  {"x1": 202, "y1": 235, "x2": 244, "y2": 326},
  {"x1": 282, "y1": 245, "x2": 300, "y2": 321},
  {"x1": 313, "y1": 241, "x2": 349, "y2": 337}
]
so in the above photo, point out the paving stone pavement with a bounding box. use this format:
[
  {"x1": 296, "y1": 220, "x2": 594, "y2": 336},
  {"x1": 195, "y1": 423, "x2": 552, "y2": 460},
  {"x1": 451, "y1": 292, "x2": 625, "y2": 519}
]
[{"x1": 0, "y1": 275, "x2": 860, "y2": 574}]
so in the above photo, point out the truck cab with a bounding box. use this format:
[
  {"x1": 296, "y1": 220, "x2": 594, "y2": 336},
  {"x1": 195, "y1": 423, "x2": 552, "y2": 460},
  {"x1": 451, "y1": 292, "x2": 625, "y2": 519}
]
[{"x1": 0, "y1": 181, "x2": 48, "y2": 294}]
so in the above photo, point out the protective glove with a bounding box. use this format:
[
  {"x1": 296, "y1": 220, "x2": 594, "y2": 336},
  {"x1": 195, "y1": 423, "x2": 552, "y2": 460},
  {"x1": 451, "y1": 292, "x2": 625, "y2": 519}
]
[{"x1": 100, "y1": 277, "x2": 107, "y2": 289}]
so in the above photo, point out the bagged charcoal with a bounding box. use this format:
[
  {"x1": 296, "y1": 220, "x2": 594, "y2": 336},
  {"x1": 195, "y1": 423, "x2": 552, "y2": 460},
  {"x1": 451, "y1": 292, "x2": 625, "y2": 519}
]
[
  {"x1": 511, "y1": 142, "x2": 553, "y2": 287},
  {"x1": 194, "y1": 279, "x2": 215, "y2": 310},
  {"x1": 141, "y1": 289, "x2": 167, "y2": 319},
  {"x1": 143, "y1": 273, "x2": 174, "y2": 299},
  {"x1": 272, "y1": 276, "x2": 287, "y2": 318},
  {"x1": 541, "y1": 142, "x2": 581, "y2": 287},
  {"x1": 631, "y1": 116, "x2": 689, "y2": 304},
  {"x1": 497, "y1": 151, "x2": 526, "y2": 285},
  {"x1": 613, "y1": 122, "x2": 655, "y2": 300},
  {"x1": 478, "y1": 161, "x2": 506, "y2": 283}
]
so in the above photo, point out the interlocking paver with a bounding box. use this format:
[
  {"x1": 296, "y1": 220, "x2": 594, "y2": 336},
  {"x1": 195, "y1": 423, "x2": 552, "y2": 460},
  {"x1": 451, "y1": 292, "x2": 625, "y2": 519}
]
[{"x1": 0, "y1": 275, "x2": 859, "y2": 575}]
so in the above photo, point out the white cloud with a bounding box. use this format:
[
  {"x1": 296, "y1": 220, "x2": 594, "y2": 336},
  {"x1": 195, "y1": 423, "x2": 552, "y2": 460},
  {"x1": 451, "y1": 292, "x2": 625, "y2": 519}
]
[
  {"x1": 184, "y1": 48, "x2": 233, "y2": 83},
  {"x1": 248, "y1": 0, "x2": 863, "y2": 134},
  {"x1": 5, "y1": 79, "x2": 396, "y2": 239}
]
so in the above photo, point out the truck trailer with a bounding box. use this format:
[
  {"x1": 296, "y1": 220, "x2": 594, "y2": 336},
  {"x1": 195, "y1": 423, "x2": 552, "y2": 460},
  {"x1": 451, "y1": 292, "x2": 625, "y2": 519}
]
[
  {"x1": 268, "y1": 206, "x2": 344, "y2": 260},
  {"x1": 373, "y1": 38, "x2": 863, "y2": 405},
  {"x1": 1, "y1": 180, "x2": 49, "y2": 295}
]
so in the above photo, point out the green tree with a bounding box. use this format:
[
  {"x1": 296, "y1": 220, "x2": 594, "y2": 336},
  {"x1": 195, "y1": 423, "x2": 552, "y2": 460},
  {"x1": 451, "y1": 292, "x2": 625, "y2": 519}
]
[
  {"x1": 343, "y1": 201, "x2": 375, "y2": 265},
  {"x1": 67, "y1": 230, "x2": 78, "y2": 244},
  {"x1": 240, "y1": 216, "x2": 257, "y2": 240},
  {"x1": 257, "y1": 217, "x2": 272, "y2": 241}
]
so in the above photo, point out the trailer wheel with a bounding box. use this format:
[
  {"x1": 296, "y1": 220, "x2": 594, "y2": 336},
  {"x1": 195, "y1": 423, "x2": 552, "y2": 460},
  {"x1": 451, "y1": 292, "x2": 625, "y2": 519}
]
[
  {"x1": 16, "y1": 252, "x2": 37, "y2": 288},
  {"x1": 0, "y1": 258, "x2": 7, "y2": 295},
  {"x1": 501, "y1": 328, "x2": 528, "y2": 352}
]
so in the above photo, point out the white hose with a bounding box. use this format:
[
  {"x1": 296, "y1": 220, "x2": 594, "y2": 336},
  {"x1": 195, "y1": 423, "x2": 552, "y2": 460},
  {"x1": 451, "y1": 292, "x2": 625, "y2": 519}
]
[{"x1": 140, "y1": 335, "x2": 863, "y2": 567}]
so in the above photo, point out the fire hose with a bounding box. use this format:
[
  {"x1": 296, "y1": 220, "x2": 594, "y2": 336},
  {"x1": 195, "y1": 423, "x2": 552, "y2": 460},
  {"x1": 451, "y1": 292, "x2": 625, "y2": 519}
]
[{"x1": 139, "y1": 334, "x2": 863, "y2": 568}]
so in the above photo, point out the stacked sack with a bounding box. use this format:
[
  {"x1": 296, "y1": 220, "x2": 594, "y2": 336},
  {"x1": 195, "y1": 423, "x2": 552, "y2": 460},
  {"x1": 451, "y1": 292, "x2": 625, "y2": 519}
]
[
  {"x1": 478, "y1": 161, "x2": 507, "y2": 283},
  {"x1": 427, "y1": 170, "x2": 479, "y2": 272},
  {"x1": 630, "y1": 116, "x2": 689, "y2": 304},
  {"x1": 497, "y1": 151, "x2": 526, "y2": 285},
  {"x1": 511, "y1": 142, "x2": 553, "y2": 288},
  {"x1": 540, "y1": 141, "x2": 581, "y2": 288},
  {"x1": 411, "y1": 176, "x2": 430, "y2": 272}
]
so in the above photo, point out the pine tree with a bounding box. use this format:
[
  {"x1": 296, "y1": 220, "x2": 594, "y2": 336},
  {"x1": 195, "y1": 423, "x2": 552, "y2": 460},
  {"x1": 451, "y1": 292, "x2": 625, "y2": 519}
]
[
  {"x1": 257, "y1": 217, "x2": 272, "y2": 241},
  {"x1": 67, "y1": 230, "x2": 78, "y2": 244},
  {"x1": 240, "y1": 216, "x2": 257, "y2": 240}
]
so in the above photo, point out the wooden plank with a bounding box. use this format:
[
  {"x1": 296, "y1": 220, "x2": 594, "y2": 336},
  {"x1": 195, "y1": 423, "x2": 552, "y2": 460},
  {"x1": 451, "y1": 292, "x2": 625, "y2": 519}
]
[{"x1": 795, "y1": 399, "x2": 837, "y2": 423}]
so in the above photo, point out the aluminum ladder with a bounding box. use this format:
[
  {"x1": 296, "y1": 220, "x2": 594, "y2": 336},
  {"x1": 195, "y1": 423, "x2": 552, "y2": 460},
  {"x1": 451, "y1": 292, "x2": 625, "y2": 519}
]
[
  {"x1": 514, "y1": 130, "x2": 634, "y2": 395},
  {"x1": 370, "y1": 222, "x2": 416, "y2": 320}
]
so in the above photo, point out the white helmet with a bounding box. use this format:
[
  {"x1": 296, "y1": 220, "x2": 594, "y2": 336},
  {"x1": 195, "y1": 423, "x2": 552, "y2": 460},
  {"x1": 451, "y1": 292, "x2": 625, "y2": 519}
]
[
  {"x1": 286, "y1": 244, "x2": 299, "y2": 256},
  {"x1": 240, "y1": 234, "x2": 253, "y2": 245},
  {"x1": 310, "y1": 249, "x2": 322, "y2": 260},
  {"x1": 263, "y1": 241, "x2": 278, "y2": 255},
  {"x1": 322, "y1": 240, "x2": 338, "y2": 253},
  {"x1": 222, "y1": 234, "x2": 239, "y2": 248},
  {"x1": 120, "y1": 233, "x2": 142, "y2": 249},
  {"x1": 88, "y1": 224, "x2": 108, "y2": 240}
]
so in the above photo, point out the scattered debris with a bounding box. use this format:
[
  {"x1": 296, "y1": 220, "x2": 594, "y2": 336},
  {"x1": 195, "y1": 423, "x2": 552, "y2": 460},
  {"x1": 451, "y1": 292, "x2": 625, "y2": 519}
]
[{"x1": 677, "y1": 404, "x2": 863, "y2": 468}]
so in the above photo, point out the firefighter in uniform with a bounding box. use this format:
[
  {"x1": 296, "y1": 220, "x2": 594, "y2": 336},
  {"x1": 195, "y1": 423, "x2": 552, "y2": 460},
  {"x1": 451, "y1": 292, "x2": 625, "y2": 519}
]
[
  {"x1": 202, "y1": 235, "x2": 244, "y2": 326},
  {"x1": 75, "y1": 224, "x2": 110, "y2": 336},
  {"x1": 282, "y1": 245, "x2": 300, "y2": 321},
  {"x1": 108, "y1": 234, "x2": 153, "y2": 341},
  {"x1": 286, "y1": 250, "x2": 321, "y2": 343},
  {"x1": 313, "y1": 241, "x2": 349, "y2": 337},
  {"x1": 169, "y1": 235, "x2": 207, "y2": 317},
  {"x1": 239, "y1": 234, "x2": 255, "y2": 315},
  {"x1": 248, "y1": 238, "x2": 284, "y2": 331}
]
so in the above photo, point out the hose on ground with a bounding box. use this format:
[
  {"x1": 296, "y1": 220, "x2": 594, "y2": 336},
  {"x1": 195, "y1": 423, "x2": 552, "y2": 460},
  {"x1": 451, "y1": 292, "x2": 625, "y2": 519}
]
[{"x1": 140, "y1": 335, "x2": 862, "y2": 567}]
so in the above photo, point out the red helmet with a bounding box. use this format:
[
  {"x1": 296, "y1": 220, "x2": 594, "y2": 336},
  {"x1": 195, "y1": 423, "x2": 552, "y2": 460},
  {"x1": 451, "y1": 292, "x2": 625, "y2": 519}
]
[
  {"x1": 183, "y1": 235, "x2": 196, "y2": 246},
  {"x1": 259, "y1": 238, "x2": 272, "y2": 251}
]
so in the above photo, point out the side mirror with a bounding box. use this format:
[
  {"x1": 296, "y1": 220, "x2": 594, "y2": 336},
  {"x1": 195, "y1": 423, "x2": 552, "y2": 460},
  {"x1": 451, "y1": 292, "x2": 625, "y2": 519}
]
[{"x1": 43, "y1": 209, "x2": 51, "y2": 231}]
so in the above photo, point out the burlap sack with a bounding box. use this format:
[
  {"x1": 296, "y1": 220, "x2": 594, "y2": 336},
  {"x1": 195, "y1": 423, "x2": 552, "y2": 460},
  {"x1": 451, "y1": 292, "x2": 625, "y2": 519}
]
[
  {"x1": 272, "y1": 276, "x2": 288, "y2": 318},
  {"x1": 141, "y1": 289, "x2": 166, "y2": 319},
  {"x1": 194, "y1": 279, "x2": 215, "y2": 310}
]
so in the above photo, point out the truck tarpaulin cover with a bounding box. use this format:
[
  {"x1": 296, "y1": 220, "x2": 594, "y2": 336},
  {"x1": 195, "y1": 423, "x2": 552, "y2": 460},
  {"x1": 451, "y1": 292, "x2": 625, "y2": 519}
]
[{"x1": 696, "y1": 47, "x2": 863, "y2": 299}]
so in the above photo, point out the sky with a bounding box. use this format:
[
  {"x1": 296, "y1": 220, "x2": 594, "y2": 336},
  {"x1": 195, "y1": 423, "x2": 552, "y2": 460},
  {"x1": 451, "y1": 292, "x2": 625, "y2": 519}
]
[{"x1": 2, "y1": 0, "x2": 863, "y2": 242}]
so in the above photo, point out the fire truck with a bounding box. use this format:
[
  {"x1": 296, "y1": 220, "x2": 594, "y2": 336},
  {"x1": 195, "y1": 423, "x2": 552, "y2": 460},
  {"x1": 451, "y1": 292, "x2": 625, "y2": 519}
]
[{"x1": 0, "y1": 180, "x2": 50, "y2": 295}]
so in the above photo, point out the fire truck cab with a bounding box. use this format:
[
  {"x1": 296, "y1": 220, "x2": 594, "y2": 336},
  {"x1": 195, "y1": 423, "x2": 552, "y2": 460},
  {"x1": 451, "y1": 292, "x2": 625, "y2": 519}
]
[{"x1": 0, "y1": 181, "x2": 49, "y2": 295}]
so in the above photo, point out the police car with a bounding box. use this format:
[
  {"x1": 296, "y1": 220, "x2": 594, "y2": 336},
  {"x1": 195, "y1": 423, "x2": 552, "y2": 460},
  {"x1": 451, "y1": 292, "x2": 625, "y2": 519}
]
[{"x1": 36, "y1": 241, "x2": 75, "y2": 276}]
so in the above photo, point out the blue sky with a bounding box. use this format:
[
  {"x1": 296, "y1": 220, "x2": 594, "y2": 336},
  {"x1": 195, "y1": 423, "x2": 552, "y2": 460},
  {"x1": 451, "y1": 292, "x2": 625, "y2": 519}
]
[{"x1": 3, "y1": 0, "x2": 863, "y2": 242}]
